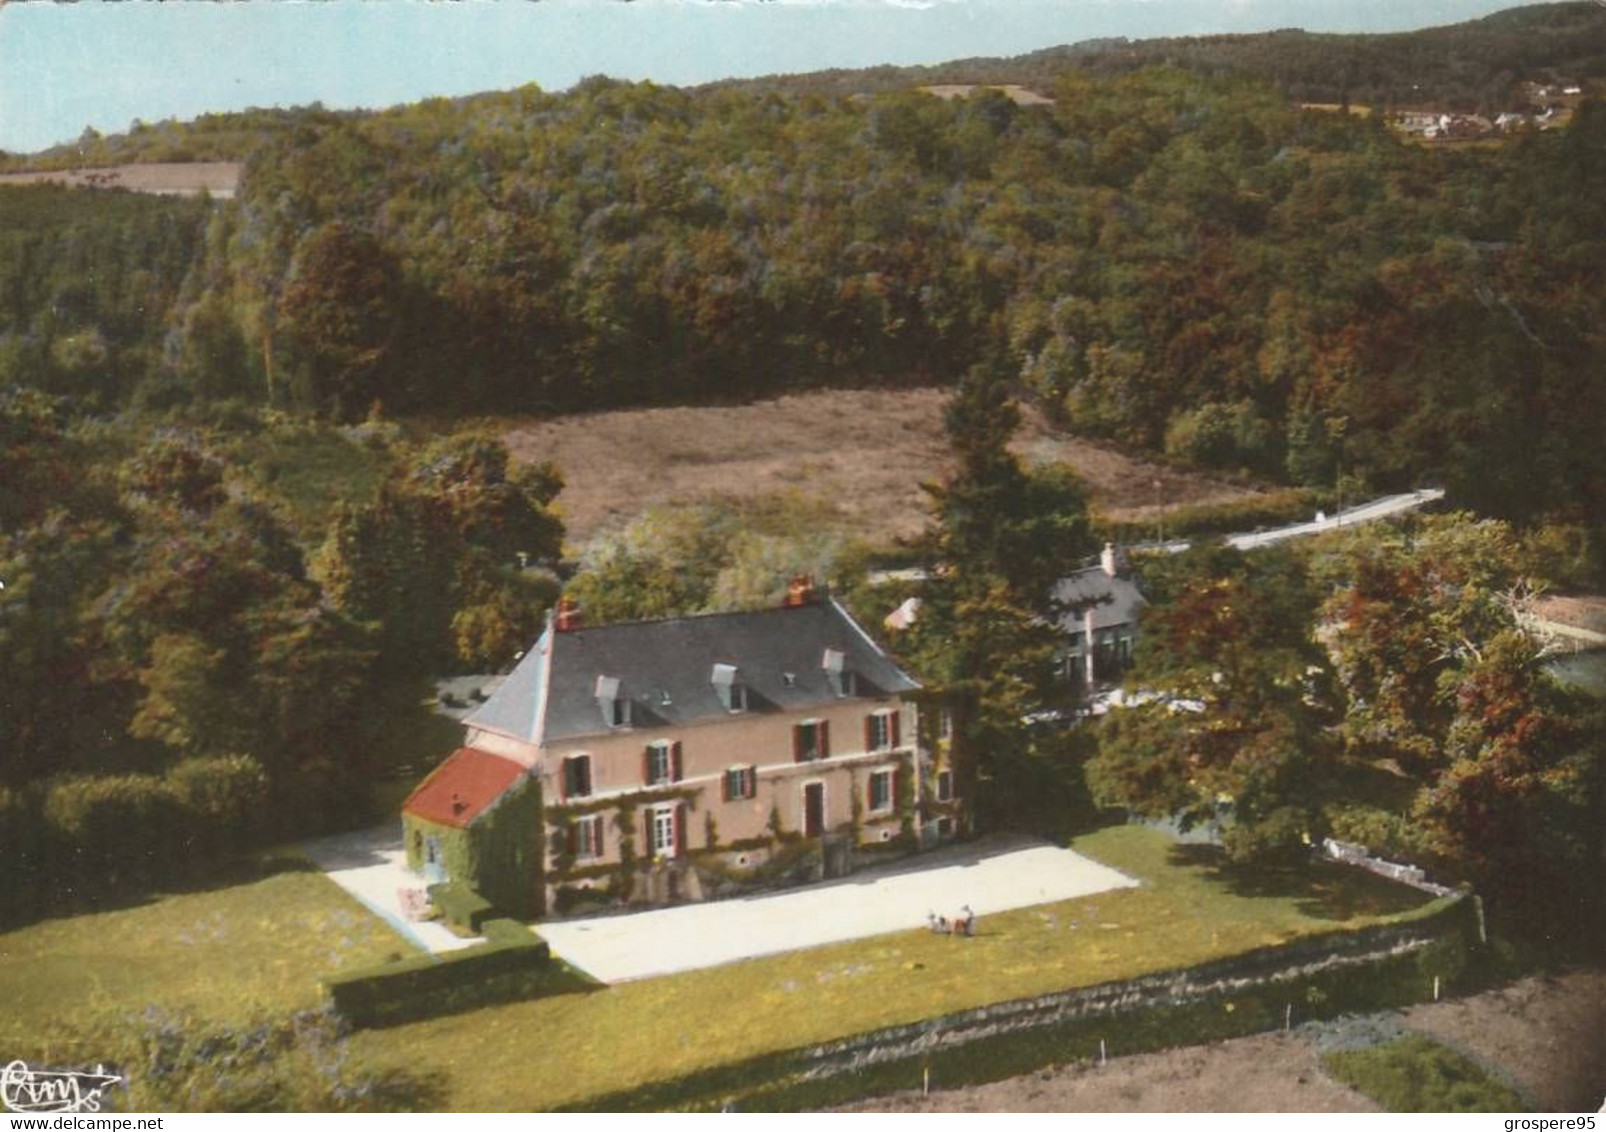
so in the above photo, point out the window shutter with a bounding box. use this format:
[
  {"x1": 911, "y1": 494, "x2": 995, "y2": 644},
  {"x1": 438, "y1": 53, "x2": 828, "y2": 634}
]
[
  {"x1": 864, "y1": 715, "x2": 875, "y2": 752},
  {"x1": 891, "y1": 768, "x2": 900, "y2": 811},
  {"x1": 671, "y1": 741, "x2": 683, "y2": 783},
  {"x1": 792, "y1": 724, "x2": 804, "y2": 763},
  {"x1": 890, "y1": 710, "x2": 902, "y2": 749},
  {"x1": 645, "y1": 807, "x2": 655, "y2": 857},
  {"x1": 642, "y1": 745, "x2": 653, "y2": 785},
  {"x1": 819, "y1": 719, "x2": 830, "y2": 759},
  {"x1": 567, "y1": 822, "x2": 579, "y2": 857},
  {"x1": 675, "y1": 804, "x2": 687, "y2": 856},
  {"x1": 593, "y1": 817, "x2": 606, "y2": 857},
  {"x1": 721, "y1": 768, "x2": 732, "y2": 803}
]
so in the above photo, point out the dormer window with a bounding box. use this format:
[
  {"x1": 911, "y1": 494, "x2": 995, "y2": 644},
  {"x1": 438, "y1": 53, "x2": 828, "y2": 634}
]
[
  {"x1": 596, "y1": 675, "x2": 630, "y2": 729},
  {"x1": 711, "y1": 663, "x2": 747, "y2": 713},
  {"x1": 823, "y1": 649, "x2": 855, "y2": 697}
]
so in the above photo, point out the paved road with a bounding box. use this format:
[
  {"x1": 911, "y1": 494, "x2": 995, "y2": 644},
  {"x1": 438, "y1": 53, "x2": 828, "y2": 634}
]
[
  {"x1": 1223, "y1": 489, "x2": 1446, "y2": 551},
  {"x1": 301, "y1": 822, "x2": 482, "y2": 956},
  {"x1": 540, "y1": 835, "x2": 1137, "y2": 984}
]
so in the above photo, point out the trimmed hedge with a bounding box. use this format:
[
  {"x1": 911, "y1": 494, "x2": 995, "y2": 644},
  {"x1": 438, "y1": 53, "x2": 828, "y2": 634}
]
[
  {"x1": 324, "y1": 917, "x2": 552, "y2": 1029},
  {"x1": 429, "y1": 881, "x2": 495, "y2": 934}
]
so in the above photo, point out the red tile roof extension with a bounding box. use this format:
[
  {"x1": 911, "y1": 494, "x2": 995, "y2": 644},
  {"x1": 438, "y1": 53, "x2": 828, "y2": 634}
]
[{"x1": 403, "y1": 747, "x2": 526, "y2": 829}]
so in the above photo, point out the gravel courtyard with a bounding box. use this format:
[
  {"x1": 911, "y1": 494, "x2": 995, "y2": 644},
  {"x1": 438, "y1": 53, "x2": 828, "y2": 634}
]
[{"x1": 539, "y1": 835, "x2": 1138, "y2": 983}]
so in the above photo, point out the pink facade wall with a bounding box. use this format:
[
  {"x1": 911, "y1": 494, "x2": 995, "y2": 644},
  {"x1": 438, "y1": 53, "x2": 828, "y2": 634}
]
[{"x1": 470, "y1": 697, "x2": 919, "y2": 872}]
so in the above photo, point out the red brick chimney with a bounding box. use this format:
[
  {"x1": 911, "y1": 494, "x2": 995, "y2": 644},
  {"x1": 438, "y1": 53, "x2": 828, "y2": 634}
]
[
  {"x1": 782, "y1": 574, "x2": 817, "y2": 608},
  {"x1": 555, "y1": 596, "x2": 583, "y2": 632}
]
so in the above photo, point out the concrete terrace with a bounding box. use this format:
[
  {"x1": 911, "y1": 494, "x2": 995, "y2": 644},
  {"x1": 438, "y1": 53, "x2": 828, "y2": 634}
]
[{"x1": 539, "y1": 835, "x2": 1137, "y2": 983}]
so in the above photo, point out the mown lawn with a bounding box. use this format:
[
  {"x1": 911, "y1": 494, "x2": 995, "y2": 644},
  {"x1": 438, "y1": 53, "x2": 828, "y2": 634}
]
[
  {"x1": 347, "y1": 825, "x2": 1433, "y2": 1110},
  {"x1": 0, "y1": 826, "x2": 1434, "y2": 1110},
  {"x1": 0, "y1": 861, "x2": 412, "y2": 1046}
]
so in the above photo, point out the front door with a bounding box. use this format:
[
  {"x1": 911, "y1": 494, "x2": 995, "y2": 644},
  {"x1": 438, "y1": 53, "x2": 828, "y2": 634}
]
[
  {"x1": 424, "y1": 835, "x2": 445, "y2": 884},
  {"x1": 803, "y1": 782, "x2": 826, "y2": 838}
]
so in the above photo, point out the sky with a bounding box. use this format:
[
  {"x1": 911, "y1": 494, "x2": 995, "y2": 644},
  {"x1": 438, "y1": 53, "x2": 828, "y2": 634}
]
[{"x1": 0, "y1": 0, "x2": 1547, "y2": 155}]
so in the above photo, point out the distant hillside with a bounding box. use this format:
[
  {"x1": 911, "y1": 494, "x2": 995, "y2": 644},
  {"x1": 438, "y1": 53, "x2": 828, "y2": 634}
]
[
  {"x1": 4, "y1": 2, "x2": 1599, "y2": 172},
  {"x1": 703, "y1": 2, "x2": 1606, "y2": 112}
]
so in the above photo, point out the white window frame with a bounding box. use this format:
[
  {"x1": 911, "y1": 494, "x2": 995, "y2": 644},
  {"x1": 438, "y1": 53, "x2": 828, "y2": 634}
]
[
  {"x1": 562, "y1": 754, "x2": 593, "y2": 800},
  {"x1": 867, "y1": 767, "x2": 895, "y2": 815},
  {"x1": 575, "y1": 814, "x2": 604, "y2": 861},
  {"x1": 650, "y1": 804, "x2": 678, "y2": 859},
  {"x1": 647, "y1": 740, "x2": 674, "y2": 786},
  {"x1": 868, "y1": 709, "x2": 894, "y2": 752},
  {"x1": 726, "y1": 764, "x2": 756, "y2": 801},
  {"x1": 939, "y1": 708, "x2": 953, "y2": 741},
  {"x1": 936, "y1": 770, "x2": 954, "y2": 802},
  {"x1": 796, "y1": 719, "x2": 823, "y2": 762}
]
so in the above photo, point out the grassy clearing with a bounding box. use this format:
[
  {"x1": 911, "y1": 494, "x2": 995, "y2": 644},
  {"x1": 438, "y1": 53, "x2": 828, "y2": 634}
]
[
  {"x1": 1322, "y1": 1034, "x2": 1528, "y2": 1112},
  {"x1": 0, "y1": 861, "x2": 411, "y2": 1045},
  {"x1": 347, "y1": 825, "x2": 1432, "y2": 1110},
  {"x1": 499, "y1": 388, "x2": 1265, "y2": 545},
  {"x1": 234, "y1": 423, "x2": 393, "y2": 543}
]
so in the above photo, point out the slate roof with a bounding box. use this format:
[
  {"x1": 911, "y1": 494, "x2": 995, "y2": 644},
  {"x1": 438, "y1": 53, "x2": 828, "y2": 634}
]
[
  {"x1": 403, "y1": 747, "x2": 527, "y2": 829},
  {"x1": 1053, "y1": 566, "x2": 1146, "y2": 632},
  {"x1": 465, "y1": 597, "x2": 919, "y2": 745}
]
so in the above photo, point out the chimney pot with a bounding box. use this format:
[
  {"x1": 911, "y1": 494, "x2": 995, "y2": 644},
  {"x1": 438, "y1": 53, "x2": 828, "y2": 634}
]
[
  {"x1": 1101, "y1": 543, "x2": 1119, "y2": 578},
  {"x1": 782, "y1": 574, "x2": 816, "y2": 608}
]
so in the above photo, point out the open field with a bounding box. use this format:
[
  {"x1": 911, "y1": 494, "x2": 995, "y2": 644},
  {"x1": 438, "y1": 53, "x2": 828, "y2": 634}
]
[
  {"x1": 846, "y1": 970, "x2": 1606, "y2": 1113},
  {"x1": 1533, "y1": 593, "x2": 1606, "y2": 635},
  {"x1": 0, "y1": 862, "x2": 411, "y2": 1044},
  {"x1": 920, "y1": 84, "x2": 1055, "y2": 106},
  {"x1": 0, "y1": 162, "x2": 241, "y2": 198},
  {"x1": 342, "y1": 825, "x2": 1429, "y2": 1110},
  {"x1": 501, "y1": 387, "x2": 1265, "y2": 546}
]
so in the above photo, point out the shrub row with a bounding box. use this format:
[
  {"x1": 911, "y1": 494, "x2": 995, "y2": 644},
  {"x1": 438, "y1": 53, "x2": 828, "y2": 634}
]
[
  {"x1": 324, "y1": 917, "x2": 554, "y2": 1030},
  {"x1": 1097, "y1": 487, "x2": 1339, "y2": 545},
  {"x1": 0, "y1": 756, "x2": 269, "y2": 926},
  {"x1": 559, "y1": 896, "x2": 1474, "y2": 1112}
]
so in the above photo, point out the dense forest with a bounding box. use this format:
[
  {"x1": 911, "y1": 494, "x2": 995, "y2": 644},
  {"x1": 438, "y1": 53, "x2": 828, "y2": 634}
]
[{"x1": 3, "y1": 57, "x2": 1603, "y2": 561}]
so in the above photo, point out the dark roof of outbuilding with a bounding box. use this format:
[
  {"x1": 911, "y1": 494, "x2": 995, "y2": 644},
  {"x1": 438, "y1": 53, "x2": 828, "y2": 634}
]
[
  {"x1": 465, "y1": 597, "x2": 919, "y2": 745},
  {"x1": 1053, "y1": 566, "x2": 1147, "y2": 632},
  {"x1": 403, "y1": 746, "x2": 527, "y2": 829}
]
